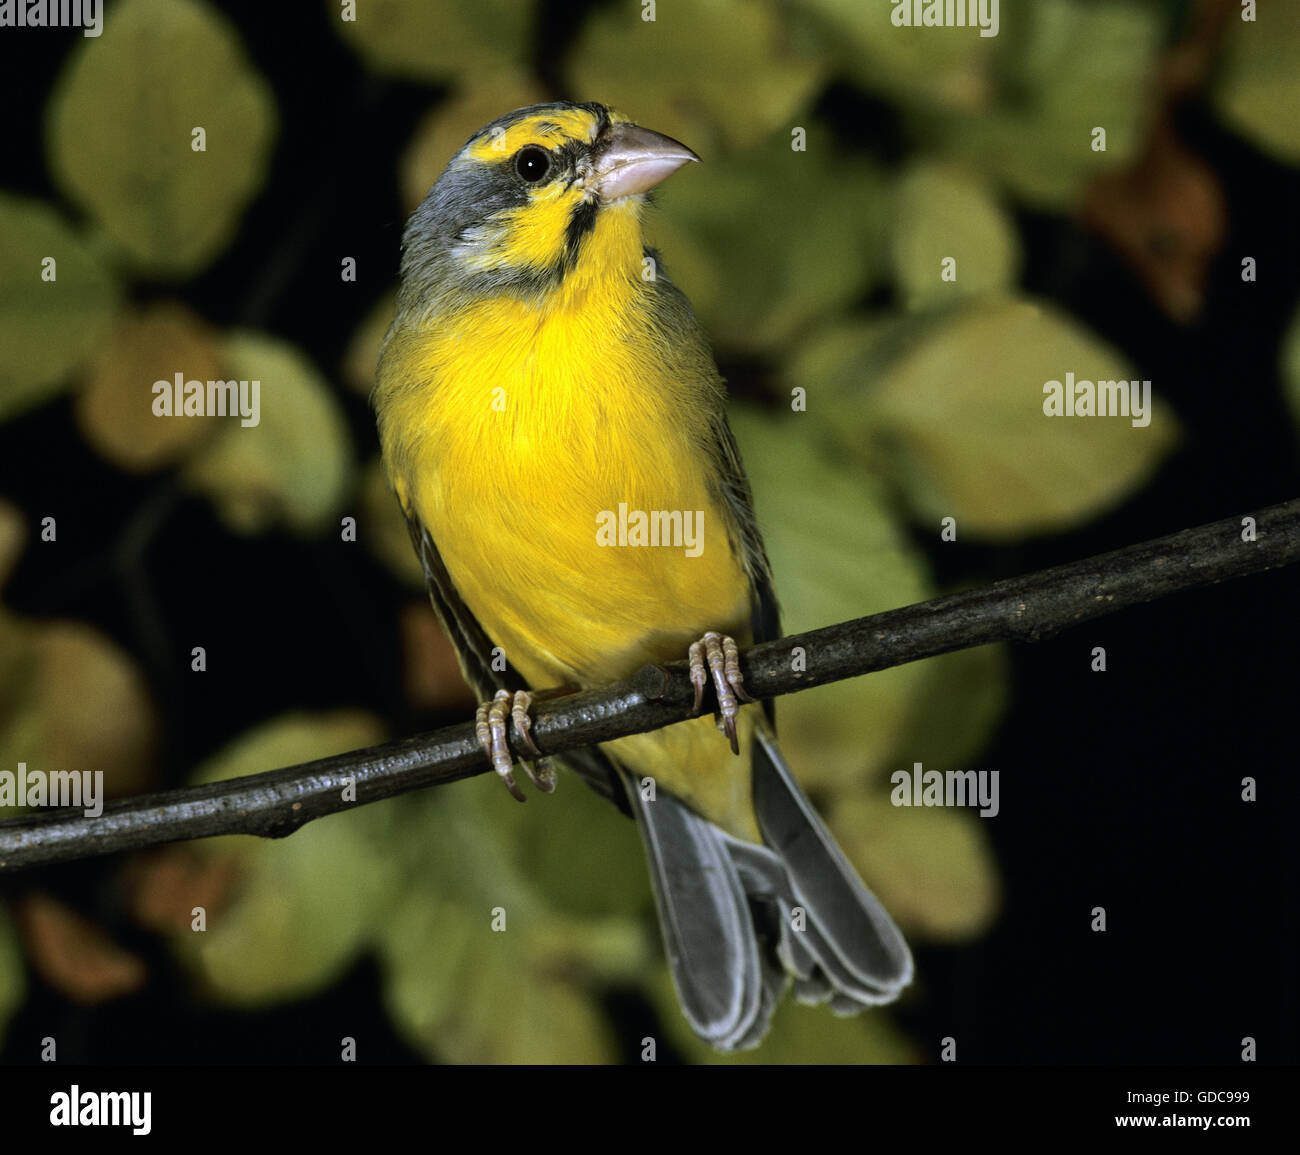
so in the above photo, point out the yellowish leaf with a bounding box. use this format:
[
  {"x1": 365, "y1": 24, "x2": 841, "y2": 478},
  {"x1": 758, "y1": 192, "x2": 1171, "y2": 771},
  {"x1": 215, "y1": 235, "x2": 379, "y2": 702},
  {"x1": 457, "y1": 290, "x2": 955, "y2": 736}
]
[
  {"x1": 182, "y1": 331, "x2": 355, "y2": 536},
  {"x1": 795, "y1": 299, "x2": 1180, "y2": 539},
  {"x1": 0, "y1": 617, "x2": 159, "y2": 811},
  {"x1": 892, "y1": 161, "x2": 1021, "y2": 310},
  {"x1": 831, "y1": 794, "x2": 1000, "y2": 941}
]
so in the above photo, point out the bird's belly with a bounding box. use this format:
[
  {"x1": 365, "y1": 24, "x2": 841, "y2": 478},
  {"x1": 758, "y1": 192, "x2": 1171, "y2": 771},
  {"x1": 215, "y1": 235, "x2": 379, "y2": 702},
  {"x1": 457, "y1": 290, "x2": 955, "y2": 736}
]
[{"x1": 415, "y1": 403, "x2": 752, "y2": 692}]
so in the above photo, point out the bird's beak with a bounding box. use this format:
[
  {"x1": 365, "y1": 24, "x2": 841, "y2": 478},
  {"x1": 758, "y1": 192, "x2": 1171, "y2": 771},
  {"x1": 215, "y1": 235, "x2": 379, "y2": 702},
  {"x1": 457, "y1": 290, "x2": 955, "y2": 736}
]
[{"x1": 589, "y1": 122, "x2": 700, "y2": 202}]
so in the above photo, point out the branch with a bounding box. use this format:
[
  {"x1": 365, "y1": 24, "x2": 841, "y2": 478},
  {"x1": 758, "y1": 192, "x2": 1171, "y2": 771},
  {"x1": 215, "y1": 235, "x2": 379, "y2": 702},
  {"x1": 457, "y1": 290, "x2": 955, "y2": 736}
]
[{"x1": 2, "y1": 499, "x2": 1296, "y2": 872}]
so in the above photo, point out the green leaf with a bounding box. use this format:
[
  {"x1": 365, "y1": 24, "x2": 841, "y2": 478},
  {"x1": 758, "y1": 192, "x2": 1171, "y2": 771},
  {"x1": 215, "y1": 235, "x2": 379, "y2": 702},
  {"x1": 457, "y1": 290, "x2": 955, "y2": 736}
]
[
  {"x1": 794, "y1": 299, "x2": 1181, "y2": 539},
  {"x1": 380, "y1": 878, "x2": 627, "y2": 1064},
  {"x1": 891, "y1": 161, "x2": 1021, "y2": 309},
  {"x1": 46, "y1": 0, "x2": 277, "y2": 276},
  {"x1": 0, "y1": 193, "x2": 118, "y2": 420},
  {"x1": 333, "y1": 0, "x2": 535, "y2": 83},
  {"x1": 376, "y1": 780, "x2": 643, "y2": 1063},
  {"x1": 1212, "y1": 9, "x2": 1300, "y2": 164},
  {"x1": 729, "y1": 405, "x2": 932, "y2": 790},
  {"x1": 934, "y1": 0, "x2": 1165, "y2": 208},
  {"x1": 174, "y1": 712, "x2": 397, "y2": 1006},
  {"x1": 567, "y1": 0, "x2": 826, "y2": 153},
  {"x1": 0, "y1": 904, "x2": 24, "y2": 1049},
  {"x1": 797, "y1": 0, "x2": 999, "y2": 113},
  {"x1": 182, "y1": 331, "x2": 355, "y2": 536},
  {"x1": 649, "y1": 132, "x2": 889, "y2": 355},
  {"x1": 497, "y1": 758, "x2": 653, "y2": 920}
]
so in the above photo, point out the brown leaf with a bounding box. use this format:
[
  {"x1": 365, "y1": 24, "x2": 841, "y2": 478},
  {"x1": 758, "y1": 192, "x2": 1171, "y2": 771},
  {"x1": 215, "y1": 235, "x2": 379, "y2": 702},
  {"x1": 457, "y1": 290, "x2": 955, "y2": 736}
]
[
  {"x1": 1082, "y1": 115, "x2": 1227, "y2": 322},
  {"x1": 401, "y1": 600, "x2": 475, "y2": 711},
  {"x1": 17, "y1": 892, "x2": 145, "y2": 1003},
  {"x1": 76, "y1": 301, "x2": 223, "y2": 472},
  {"x1": 1080, "y1": 0, "x2": 1235, "y2": 321},
  {"x1": 0, "y1": 497, "x2": 24, "y2": 591},
  {"x1": 125, "y1": 847, "x2": 242, "y2": 933}
]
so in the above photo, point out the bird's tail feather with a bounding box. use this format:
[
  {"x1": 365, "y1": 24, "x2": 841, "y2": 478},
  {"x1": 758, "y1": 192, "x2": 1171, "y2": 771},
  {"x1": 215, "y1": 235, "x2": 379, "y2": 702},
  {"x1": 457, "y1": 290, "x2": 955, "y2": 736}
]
[
  {"x1": 749, "y1": 722, "x2": 913, "y2": 1004},
  {"x1": 624, "y1": 723, "x2": 912, "y2": 1051},
  {"x1": 624, "y1": 770, "x2": 779, "y2": 1050}
]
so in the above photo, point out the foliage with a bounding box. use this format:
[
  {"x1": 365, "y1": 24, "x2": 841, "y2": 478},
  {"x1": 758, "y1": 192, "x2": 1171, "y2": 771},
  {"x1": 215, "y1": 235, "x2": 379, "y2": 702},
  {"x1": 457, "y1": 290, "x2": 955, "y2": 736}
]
[{"x1": 1, "y1": 0, "x2": 1292, "y2": 1062}]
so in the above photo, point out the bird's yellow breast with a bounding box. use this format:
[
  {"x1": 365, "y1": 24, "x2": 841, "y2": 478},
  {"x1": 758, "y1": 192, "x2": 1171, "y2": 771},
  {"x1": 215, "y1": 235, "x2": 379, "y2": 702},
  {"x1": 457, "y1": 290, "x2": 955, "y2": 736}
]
[{"x1": 381, "y1": 202, "x2": 751, "y2": 691}]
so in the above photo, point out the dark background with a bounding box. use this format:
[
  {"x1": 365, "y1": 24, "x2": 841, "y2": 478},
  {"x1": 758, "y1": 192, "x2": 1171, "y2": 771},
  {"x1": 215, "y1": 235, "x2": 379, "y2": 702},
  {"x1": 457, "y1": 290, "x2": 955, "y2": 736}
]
[{"x1": 0, "y1": 0, "x2": 1296, "y2": 1065}]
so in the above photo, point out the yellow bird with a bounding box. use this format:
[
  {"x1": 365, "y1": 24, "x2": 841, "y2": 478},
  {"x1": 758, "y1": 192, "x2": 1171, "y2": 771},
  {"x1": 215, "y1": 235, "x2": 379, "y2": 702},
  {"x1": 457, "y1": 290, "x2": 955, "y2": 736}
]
[{"x1": 376, "y1": 101, "x2": 911, "y2": 1050}]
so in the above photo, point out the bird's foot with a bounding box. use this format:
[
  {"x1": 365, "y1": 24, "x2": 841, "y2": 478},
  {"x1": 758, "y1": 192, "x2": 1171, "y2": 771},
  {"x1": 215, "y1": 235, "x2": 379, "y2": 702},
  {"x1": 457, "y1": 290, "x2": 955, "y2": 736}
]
[
  {"x1": 687, "y1": 631, "x2": 755, "y2": 755},
  {"x1": 475, "y1": 689, "x2": 556, "y2": 801}
]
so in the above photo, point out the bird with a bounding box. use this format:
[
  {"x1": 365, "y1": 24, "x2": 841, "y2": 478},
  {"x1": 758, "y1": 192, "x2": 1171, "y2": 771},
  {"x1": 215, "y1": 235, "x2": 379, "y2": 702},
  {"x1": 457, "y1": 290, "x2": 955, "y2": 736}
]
[{"x1": 375, "y1": 101, "x2": 912, "y2": 1051}]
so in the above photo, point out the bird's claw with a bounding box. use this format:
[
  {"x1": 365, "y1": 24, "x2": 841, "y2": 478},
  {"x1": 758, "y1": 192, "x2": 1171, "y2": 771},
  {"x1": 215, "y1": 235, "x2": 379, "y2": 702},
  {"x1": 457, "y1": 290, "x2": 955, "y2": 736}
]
[
  {"x1": 476, "y1": 689, "x2": 555, "y2": 800},
  {"x1": 687, "y1": 631, "x2": 753, "y2": 756}
]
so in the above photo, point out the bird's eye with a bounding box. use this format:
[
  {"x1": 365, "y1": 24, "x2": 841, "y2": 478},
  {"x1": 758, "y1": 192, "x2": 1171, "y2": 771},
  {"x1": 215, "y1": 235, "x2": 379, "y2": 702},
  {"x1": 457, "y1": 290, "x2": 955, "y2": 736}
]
[{"x1": 514, "y1": 146, "x2": 551, "y2": 183}]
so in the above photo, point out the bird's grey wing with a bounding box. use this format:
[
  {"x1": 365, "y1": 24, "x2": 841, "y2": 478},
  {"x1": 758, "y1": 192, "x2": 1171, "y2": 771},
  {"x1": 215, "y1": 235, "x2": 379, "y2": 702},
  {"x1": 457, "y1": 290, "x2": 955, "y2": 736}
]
[{"x1": 706, "y1": 414, "x2": 781, "y2": 650}]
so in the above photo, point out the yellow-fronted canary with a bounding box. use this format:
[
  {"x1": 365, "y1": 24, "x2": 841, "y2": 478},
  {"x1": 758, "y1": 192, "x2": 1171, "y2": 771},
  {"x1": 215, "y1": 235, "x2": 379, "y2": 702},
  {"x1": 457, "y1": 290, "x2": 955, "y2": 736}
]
[{"x1": 376, "y1": 101, "x2": 911, "y2": 1050}]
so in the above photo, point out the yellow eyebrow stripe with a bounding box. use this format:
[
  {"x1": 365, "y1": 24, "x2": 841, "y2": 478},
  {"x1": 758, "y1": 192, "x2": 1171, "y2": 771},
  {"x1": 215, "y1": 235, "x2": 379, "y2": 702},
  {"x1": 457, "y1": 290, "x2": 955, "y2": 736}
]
[{"x1": 465, "y1": 107, "x2": 626, "y2": 162}]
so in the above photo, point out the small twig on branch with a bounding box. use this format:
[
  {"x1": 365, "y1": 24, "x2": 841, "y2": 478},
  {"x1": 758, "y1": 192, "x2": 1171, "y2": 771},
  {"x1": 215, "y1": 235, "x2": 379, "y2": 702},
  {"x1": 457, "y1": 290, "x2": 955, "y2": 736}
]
[{"x1": 1, "y1": 499, "x2": 1296, "y2": 872}]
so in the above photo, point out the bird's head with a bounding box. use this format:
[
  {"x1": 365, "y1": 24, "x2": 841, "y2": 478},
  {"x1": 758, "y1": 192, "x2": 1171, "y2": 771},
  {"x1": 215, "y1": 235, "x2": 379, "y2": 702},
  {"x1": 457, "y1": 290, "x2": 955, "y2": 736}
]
[{"x1": 398, "y1": 102, "x2": 698, "y2": 311}]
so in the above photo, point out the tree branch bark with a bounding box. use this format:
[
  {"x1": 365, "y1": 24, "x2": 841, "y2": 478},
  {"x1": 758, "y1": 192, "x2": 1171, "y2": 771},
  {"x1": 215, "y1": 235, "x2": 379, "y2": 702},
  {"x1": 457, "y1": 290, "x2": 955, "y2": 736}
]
[{"x1": 1, "y1": 499, "x2": 1295, "y2": 872}]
